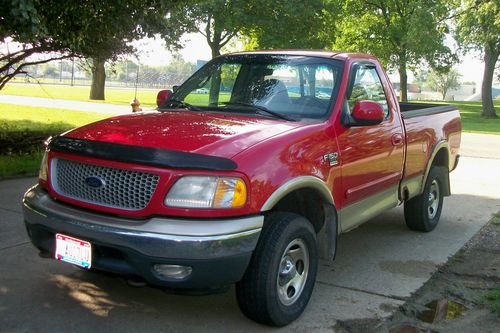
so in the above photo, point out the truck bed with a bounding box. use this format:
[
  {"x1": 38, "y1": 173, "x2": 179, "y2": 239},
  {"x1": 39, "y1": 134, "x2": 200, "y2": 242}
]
[
  {"x1": 399, "y1": 102, "x2": 457, "y2": 119},
  {"x1": 400, "y1": 102, "x2": 461, "y2": 193}
]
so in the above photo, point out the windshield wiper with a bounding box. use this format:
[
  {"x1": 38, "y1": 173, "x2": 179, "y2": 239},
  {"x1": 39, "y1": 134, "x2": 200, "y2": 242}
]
[
  {"x1": 160, "y1": 99, "x2": 202, "y2": 111},
  {"x1": 221, "y1": 101, "x2": 295, "y2": 121}
]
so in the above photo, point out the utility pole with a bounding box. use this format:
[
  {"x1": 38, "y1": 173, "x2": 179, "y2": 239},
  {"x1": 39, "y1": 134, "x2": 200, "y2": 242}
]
[
  {"x1": 71, "y1": 58, "x2": 75, "y2": 86},
  {"x1": 59, "y1": 59, "x2": 63, "y2": 82}
]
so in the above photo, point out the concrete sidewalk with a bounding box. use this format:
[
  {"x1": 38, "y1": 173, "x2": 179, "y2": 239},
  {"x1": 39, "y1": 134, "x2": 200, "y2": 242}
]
[
  {"x1": 0, "y1": 94, "x2": 150, "y2": 115},
  {"x1": 0, "y1": 153, "x2": 499, "y2": 332}
]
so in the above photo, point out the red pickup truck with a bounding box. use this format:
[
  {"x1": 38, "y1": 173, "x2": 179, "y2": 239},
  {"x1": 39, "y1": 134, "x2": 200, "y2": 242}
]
[{"x1": 23, "y1": 50, "x2": 461, "y2": 326}]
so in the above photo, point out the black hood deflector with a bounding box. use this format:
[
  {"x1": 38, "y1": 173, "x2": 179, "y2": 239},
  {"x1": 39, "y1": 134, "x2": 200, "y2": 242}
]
[{"x1": 48, "y1": 136, "x2": 238, "y2": 171}]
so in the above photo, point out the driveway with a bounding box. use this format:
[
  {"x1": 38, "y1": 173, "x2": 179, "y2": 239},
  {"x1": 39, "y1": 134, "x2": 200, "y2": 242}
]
[{"x1": 0, "y1": 135, "x2": 499, "y2": 332}]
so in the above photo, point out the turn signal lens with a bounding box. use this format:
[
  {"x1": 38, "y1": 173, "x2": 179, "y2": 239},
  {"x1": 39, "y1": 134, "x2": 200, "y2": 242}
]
[
  {"x1": 213, "y1": 178, "x2": 247, "y2": 208},
  {"x1": 39, "y1": 151, "x2": 49, "y2": 182}
]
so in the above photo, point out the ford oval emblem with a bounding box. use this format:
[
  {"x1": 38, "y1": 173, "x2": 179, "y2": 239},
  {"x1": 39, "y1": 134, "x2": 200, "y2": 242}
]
[{"x1": 85, "y1": 176, "x2": 105, "y2": 188}]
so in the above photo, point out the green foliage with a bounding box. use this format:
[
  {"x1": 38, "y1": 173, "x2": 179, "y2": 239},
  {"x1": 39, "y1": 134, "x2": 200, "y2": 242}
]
[
  {"x1": 244, "y1": 0, "x2": 330, "y2": 50},
  {"x1": 428, "y1": 68, "x2": 461, "y2": 100},
  {"x1": 0, "y1": 152, "x2": 43, "y2": 179},
  {"x1": 492, "y1": 211, "x2": 500, "y2": 225},
  {"x1": 484, "y1": 287, "x2": 500, "y2": 316},
  {"x1": 0, "y1": 103, "x2": 107, "y2": 179},
  {"x1": 455, "y1": 0, "x2": 500, "y2": 54},
  {"x1": 163, "y1": 0, "x2": 252, "y2": 58},
  {"x1": 455, "y1": 0, "x2": 499, "y2": 118},
  {"x1": 430, "y1": 101, "x2": 500, "y2": 134},
  {"x1": 333, "y1": 0, "x2": 457, "y2": 68},
  {"x1": 164, "y1": 0, "x2": 329, "y2": 57},
  {"x1": 0, "y1": 0, "x2": 180, "y2": 89},
  {"x1": 331, "y1": 0, "x2": 458, "y2": 101}
]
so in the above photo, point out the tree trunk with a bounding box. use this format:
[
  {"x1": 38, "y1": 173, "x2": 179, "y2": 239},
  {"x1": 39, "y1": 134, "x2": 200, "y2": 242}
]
[
  {"x1": 481, "y1": 47, "x2": 499, "y2": 118},
  {"x1": 210, "y1": 43, "x2": 221, "y2": 59},
  {"x1": 398, "y1": 63, "x2": 408, "y2": 102},
  {"x1": 90, "y1": 58, "x2": 106, "y2": 100}
]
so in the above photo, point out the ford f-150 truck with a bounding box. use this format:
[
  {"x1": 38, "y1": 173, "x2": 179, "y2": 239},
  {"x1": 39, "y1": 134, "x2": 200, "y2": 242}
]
[{"x1": 23, "y1": 50, "x2": 461, "y2": 326}]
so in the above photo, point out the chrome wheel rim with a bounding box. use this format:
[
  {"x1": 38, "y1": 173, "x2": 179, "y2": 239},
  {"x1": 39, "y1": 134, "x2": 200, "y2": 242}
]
[
  {"x1": 276, "y1": 238, "x2": 309, "y2": 306},
  {"x1": 427, "y1": 180, "x2": 440, "y2": 219}
]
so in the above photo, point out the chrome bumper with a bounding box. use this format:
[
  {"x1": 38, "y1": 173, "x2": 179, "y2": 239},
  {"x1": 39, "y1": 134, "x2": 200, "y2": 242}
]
[{"x1": 23, "y1": 185, "x2": 263, "y2": 260}]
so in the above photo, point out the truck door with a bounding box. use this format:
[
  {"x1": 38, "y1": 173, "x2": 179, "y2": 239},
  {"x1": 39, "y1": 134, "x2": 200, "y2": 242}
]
[{"x1": 336, "y1": 61, "x2": 405, "y2": 231}]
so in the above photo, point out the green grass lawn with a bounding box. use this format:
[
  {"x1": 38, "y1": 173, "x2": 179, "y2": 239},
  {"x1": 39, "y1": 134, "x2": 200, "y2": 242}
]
[
  {"x1": 432, "y1": 101, "x2": 500, "y2": 135},
  {"x1": 2, "y1": 83, "x2": 499, "y2": 134},
  {"x1": 0, "y1": 103, "x2": 108, "y2": 179},
  {"x1": 2, "y1": 83, "x2": 158, "y2": 107}
]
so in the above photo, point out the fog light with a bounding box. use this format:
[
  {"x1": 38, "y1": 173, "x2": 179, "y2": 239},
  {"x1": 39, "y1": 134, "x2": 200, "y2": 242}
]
[{"x1": 154, "y1": 264, "x2": 192, "y2": 280}]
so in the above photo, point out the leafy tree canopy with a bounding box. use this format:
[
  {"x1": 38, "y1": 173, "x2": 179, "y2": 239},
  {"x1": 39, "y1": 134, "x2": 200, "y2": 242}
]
[
  {"x1": 428, "y1": 67, "x2": 461, "y2": 100},
  {"x1": 163, "y1": 0, "x2": 329, "y2": 58},
  {"x1": 330, "y1": 0, "x2": 458, "y2": 101},
  {"x1": 455, "y1": 0, "x2": 499, "y2": 117},
  {"x1": 0, "y1": 0, "x2": 178, "y2": 90}
]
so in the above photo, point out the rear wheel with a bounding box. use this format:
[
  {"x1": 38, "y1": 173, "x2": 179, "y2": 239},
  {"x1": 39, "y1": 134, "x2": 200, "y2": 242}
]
[
  {"x1": 404, "y1": 166, "x2": 447, "y2": 232},
  {"x1": 236, "y1": 212, "x2": 318, "y2": 326}
]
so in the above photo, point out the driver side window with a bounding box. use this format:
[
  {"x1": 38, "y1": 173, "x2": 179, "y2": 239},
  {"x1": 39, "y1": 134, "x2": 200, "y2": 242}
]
[{"x1": 348, "y1": 65, "x2": 389, "y2": 117}]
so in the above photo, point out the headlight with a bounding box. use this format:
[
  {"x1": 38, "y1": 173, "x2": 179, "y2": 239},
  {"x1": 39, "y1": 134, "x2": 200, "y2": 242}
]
[
  {"x1": 165, "y1": 176, "x2": 247, "y2": 209},
  {"x1": 39, "y1": 151, "x2": 49, "y2": 182}
]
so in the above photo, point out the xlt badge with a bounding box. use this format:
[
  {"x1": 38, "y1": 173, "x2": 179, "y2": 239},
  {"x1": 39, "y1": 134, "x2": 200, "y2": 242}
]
[{"x1": 323, "y1": 152, "x2": 338, "y2": 166}]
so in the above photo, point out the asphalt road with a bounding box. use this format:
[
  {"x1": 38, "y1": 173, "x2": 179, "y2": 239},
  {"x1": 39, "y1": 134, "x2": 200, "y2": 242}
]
[{"x1": 0, "y1": 134, "x2": 499, "y2": 332}]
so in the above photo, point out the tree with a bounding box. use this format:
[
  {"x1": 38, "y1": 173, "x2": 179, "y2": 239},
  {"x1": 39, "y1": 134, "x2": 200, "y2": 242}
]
[
  {"x1": 243, "y1": 0, "x2": 330, "y2": 50},
  {"x1": 456, "y1": 0, "x2": 499, "y2": 118},
  {"x1": 428, "y1": 68, "x2": 461, "y2": 100},
  {"x1": 0, "y1": 0, "x2": 180, "y2": 99},
  {"x1": 163, "y1": 0, "x2": 328, "y2": 59},
  {"x1": 163, "y1": 0, "x2": 251, "y2": 59},
  {"x1": 331, "y1": 0, "x2": 457, "y2": 102}
]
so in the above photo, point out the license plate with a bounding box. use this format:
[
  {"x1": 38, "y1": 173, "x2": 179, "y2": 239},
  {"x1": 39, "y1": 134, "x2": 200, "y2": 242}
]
[{"x1": 55, "y1": 233, "x2": 92, "y2": 269}]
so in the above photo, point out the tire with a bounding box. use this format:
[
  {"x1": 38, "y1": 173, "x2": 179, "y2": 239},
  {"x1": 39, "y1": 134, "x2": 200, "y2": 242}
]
[
  {"x1": 404, "y1": 166, "x2": 447, "y2": 232},
  {"x1": 236, "y1": 212, "x2": 318, "y2": 326}
]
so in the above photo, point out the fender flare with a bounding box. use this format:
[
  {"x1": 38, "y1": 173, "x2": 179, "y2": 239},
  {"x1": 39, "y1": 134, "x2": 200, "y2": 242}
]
[
  {"x1": 260, "y1": 176, "x2": 338, "y2": 260},
  {"x1": 260, "y1": 176, "x2": 335, "y2": 211},
  {"x1": 421, "y1": 141, "x2": 451, "y2": 196}
]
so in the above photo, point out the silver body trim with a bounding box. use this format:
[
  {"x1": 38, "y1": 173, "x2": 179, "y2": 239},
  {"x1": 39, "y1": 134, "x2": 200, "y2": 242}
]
[
  {"x1": 23, "y1": 185, "x2": 262, "y2": 259},
  {"x1": 339, "y1": 185, "x2": 399, "y2": 233},
  {"x1": 400, "y1": 175, "x2": 424, "y2": 200}
]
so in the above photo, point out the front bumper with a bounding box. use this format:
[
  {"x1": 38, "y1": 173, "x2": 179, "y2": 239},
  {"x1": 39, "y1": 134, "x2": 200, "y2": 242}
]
[{"x1": 23, "y1": 185, "x2": 263, "y2": 289}]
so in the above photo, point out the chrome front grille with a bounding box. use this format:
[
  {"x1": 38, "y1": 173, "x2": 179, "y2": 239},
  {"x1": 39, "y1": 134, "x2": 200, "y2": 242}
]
[{"x1": 51, "y1": 158, "x2": 160, "y2": 211}]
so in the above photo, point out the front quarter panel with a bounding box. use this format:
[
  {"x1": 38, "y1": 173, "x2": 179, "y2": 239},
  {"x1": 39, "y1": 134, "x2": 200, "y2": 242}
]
[{"x1": 233, "y1": 122, "x2": 341, "y2": 213}]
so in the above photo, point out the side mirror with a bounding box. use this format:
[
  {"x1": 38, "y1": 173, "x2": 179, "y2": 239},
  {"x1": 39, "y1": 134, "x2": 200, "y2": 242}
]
[
  {"x1": 351, "y1": 100, "x2": 385, "y2": 126},
  {"x1": 172, "y1": 85, "x2": 179, "y2": 93},
  {"x1": 156, "y1": 89, "x2": 173, "y2": 107}
]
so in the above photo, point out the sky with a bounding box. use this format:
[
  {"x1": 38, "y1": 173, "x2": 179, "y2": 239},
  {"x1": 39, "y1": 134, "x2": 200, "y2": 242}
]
[{"x1": 132, "y1": 34, "x2": 487, "y2": 86}]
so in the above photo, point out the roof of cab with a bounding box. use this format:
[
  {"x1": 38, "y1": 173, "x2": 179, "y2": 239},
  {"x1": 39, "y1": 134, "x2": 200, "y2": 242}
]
[{"x1": 225, "y1": 49, "x2": 379, "y2": 62}]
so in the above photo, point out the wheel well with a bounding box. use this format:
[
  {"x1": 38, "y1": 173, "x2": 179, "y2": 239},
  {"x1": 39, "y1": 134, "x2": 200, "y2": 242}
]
[
  {"x1": 428, "y1": 147, "x2": 451, "y2": 196},
  {"x1": 268, "y1": 188, "x2": 326, "y2": 233},
  {"x1": 432, "y1": 148, "x2": 449, "y2": 169}
]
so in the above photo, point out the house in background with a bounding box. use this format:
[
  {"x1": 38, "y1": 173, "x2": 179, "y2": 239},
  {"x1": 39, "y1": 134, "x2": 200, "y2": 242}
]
[{"x1": 392, "y1": 82, "x2": 499, "y2": 101}]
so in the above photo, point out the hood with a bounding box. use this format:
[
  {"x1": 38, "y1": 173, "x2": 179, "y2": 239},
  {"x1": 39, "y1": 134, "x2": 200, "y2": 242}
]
[{"x1": 64, "y1": 110, "x2": 304, "y2": 159}]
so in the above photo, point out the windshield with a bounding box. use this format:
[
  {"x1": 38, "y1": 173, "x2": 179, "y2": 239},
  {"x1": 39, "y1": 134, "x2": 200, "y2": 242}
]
[{"x1": 163, "y1": 54, "x2": 343, "y2": 120}]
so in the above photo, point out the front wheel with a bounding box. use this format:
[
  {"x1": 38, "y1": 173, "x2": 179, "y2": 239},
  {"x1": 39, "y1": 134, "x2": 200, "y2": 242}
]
[
  {"x1": 404, "y1": 166, "x2": 447, "y2": 232},
  {"x1": 236, "y1": 212, "x2": 318, "y2": 326}
]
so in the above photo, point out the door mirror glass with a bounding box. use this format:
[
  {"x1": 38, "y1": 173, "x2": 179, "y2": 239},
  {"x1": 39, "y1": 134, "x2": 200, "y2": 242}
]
[
  {"x1": 157, "y1": 89, "x2": 173, "y2": 107},
  {"x1": 351, "y1": 100, "x2": 385, "y2": 126}
]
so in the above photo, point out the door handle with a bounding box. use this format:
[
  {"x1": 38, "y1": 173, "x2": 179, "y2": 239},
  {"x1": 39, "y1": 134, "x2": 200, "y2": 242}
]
[{"x1": 391, "y1": 133, "x2": 404, "y2": 146}]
